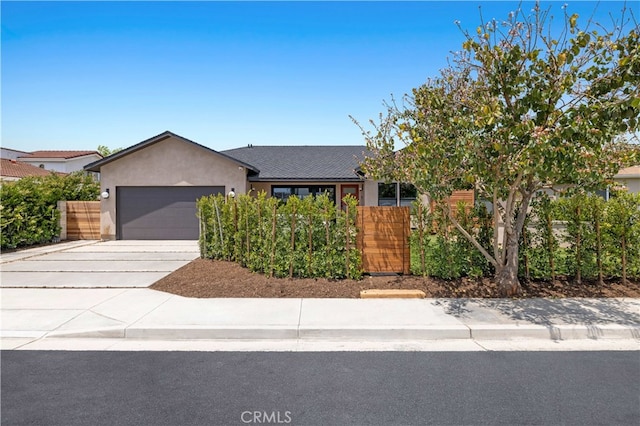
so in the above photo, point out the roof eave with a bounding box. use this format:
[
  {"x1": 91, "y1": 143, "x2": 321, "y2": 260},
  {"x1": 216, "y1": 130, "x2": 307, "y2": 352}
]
[
  {"x1": 84, "y1": 131, "x2": 259, "y2": 173},
  {"x1": 248, "y1": 176, "x2": 364, "y2": 182}
]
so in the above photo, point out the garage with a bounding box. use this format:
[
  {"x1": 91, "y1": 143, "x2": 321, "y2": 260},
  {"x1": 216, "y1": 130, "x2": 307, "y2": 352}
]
[
  {"x1": 83, "y1": 131, "x2": 255, "y2": 240},
  {"x1": 116, "y1": 186, "x2": 224, "y2": 240}
]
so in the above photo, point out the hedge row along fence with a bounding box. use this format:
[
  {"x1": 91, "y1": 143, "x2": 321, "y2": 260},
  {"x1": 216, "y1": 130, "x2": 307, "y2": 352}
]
[
  {"x1": 522, "y1": 192, "x2": 640, "y2": 284},
  {"x1": 0, "y1": 172, "x2": 100, "y2": 250},
  {"x1": 411, "y1": 192, "x2": 640, "y2": 283},
  {"x1": 197, "y1": 192, "x2": 362, "y2": 279},
  {"x1": 411, "y1": 202, "x2": 493, "y2": 279}
]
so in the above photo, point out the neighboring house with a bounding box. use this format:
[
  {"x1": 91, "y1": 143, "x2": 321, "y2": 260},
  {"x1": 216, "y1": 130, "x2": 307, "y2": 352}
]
[
  {"x1": 0, "y1": 158, "x2": 63, "y2": 182},
  {"x1": 84, "y1": 130, "x2": 387, "y2": 240},
  {"x1": 18, "y1": 150, "x2": 103, "y2": 174},
  {"x1": 614, "y1": 165, "x2": 640, "y2": 194},
  {"x1": 1, "y1": 147, "x2": 30, "y2": 160}
]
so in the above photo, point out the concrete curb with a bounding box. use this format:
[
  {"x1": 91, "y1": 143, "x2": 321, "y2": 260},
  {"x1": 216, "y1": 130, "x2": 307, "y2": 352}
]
[
  {"x1": 28, "y1": 324, "x2": 640, "y2": 342},
  {"x1": 298, "y1": 325, "x2": 470, "y2": 340}
]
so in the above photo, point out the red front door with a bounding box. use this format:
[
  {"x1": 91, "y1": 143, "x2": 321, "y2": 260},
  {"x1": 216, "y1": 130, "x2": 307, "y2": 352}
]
[{"x1": 341, "y1": 184, "x2": 360, "y2": 210}]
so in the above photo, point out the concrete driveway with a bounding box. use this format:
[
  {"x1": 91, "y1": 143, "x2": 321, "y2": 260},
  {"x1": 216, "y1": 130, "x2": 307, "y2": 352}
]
[{"x1": 0, "y1": 240, "x2": 200, "y2": 288}]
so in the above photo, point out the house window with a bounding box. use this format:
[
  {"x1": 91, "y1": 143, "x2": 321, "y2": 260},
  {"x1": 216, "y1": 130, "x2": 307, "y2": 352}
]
[
  {"x1": 378, "y1": 182, "x2": 417, "y2": 206},
  {"x1": 271, "y1": 185, "x2": 336, "y2": 203},
  {"x1": 595, "y1": 188, "x2": 610, "y2": 201}
]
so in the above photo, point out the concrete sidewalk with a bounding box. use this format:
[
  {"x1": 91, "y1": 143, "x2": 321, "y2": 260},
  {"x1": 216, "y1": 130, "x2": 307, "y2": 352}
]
[
  {"x1": 1, "y1": 240, "x2": 638, "y2": 351},
  {"x1": 1, "y1": 288, "x2": 638, "y2": 350}
]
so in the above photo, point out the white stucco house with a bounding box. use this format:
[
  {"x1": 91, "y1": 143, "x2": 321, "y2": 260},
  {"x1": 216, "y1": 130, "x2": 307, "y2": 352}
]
[
  {"x1": 614, "y1": 165, "x2": 640, "y2": 194},
  {"x1": 17, "y1": 150, "x2": 102, "y2": 174}
]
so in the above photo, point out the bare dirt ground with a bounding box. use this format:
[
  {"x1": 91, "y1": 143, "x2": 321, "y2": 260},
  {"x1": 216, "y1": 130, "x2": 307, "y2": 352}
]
[{"x1": 150, "y1": 258, "x2": 640, "y2": 298}]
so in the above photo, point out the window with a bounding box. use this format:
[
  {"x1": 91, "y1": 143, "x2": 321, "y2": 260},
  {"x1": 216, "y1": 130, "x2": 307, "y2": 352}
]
[
  {"x1": 377, "y1": 182, "x2": 417, "y2": 206},
  {"x1": 271, "y1": 185, "x2": 336, "y2": 203},
  {"x1": 378, "y1": 183, "x2": 397, "y2": 206}
]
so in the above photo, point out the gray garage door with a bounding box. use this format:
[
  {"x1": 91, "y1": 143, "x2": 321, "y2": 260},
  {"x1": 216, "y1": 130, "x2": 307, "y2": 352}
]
[{"x1": 116, "y1": 186, "x2": 224, "y2": 240}]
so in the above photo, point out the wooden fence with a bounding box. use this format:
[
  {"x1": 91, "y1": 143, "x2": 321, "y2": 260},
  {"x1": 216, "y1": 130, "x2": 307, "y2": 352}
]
[
  {"x1": 357, "y1": 206, "x2": 411, "y2": 274},
  {"x1": 63, "y1": 201, "x2": 100, "y2": 240},
  {"x1": 430, "y1": 190, "x2": 475, "y2": 213}
]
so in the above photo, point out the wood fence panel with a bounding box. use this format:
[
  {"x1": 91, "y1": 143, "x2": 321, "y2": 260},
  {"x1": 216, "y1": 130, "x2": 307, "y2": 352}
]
[
  {"x1": 430, "y1": 190, "x2": 475, "y2": 213},
  {"x1": 66, "y1": 201, "x2": 100, "y2": 240},
  {"x1": 357, "y1": 206, "x2": 410, "y2": 274}
]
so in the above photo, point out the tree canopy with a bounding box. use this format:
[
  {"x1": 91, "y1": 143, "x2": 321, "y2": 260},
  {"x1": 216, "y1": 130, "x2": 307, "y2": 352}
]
[
  {"x1": 355, "y1": 2, "x2": 639, "y2": 295},
  {"x1": 97, "y1": 145, "x2": 123, "y2": 157}
]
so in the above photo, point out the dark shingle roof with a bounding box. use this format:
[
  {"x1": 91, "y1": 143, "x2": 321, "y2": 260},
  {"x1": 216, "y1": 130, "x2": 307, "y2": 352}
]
[{"x1": 222, "y1": 145, "x2": 371, "y2": 181}]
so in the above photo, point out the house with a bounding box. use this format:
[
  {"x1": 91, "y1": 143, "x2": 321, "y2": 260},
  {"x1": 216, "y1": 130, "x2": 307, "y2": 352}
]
[
  {"x1": 84, "y1": 130, "x2": 392, "y2": 240},
  {"x1": 221, "y1": 145, "x2": 376, "y2": 208},
  {"x1": 17, "y1": 150, "x2": 103, "y2": 174},
  {"x1": 85, "y1": 131, "x2": 258, "y2": 240},
  {"x1": 0, "y1": 158, "x2": 63, "y2": 182},
  {"x1": 1, "y1": 147, "x2": 31, "y2": 161},
  {"x1": 614, "y1": 165, "x2": 640, "y2": 194}
]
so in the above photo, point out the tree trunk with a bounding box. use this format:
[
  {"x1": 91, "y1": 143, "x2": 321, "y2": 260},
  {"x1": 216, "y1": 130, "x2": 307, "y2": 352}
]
[
  {"x1": 495, "y1": 187, "x2": 533, "y2": 297},
  {"x1": 496, "y1": 234, "x2": 522, "y2": 297}
]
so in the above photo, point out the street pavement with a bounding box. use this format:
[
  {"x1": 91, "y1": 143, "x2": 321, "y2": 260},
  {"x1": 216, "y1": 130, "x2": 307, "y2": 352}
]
[
  {"x1": 3, "y1": 351, "x2": 638, "y2": 425},
  {"x1": 1, "y1": 240, "x2": 639, "y2": 351}
]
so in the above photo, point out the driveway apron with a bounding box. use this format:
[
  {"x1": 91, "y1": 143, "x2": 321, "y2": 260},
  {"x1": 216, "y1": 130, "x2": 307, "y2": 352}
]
[{"x1": 0, "y1": 240, "x2": 199, "y2": 288}]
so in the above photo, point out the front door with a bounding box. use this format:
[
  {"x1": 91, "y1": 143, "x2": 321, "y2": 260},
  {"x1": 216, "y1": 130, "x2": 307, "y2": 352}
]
[{"x1": 340, "y1": 184, "x2": 360, "y2": 210}]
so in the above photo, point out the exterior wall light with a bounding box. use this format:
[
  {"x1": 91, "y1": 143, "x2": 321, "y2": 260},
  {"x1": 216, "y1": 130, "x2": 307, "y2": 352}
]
[
  {"x1": 101, "y1": 188, "x2": 110, "y2": 199},
  {"x1": 228, "y1": 188, "x2": 236, "y2": 198}
]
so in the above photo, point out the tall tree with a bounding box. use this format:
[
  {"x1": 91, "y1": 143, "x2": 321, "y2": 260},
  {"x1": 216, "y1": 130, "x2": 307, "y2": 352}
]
[
  {"x1": 96, "y1": 145, "x2": 123, "y2": 157},
  {"x1": 355, "y1": 2, "x2": 639, "y2": 296}
]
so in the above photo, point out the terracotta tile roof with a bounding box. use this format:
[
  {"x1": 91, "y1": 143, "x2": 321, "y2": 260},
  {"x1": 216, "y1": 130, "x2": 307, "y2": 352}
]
[
  {"x1": 19, "y1": 150, "x2": 100, "y2": 159},
  {"x1": 0, "y1": 158, "x2": 63, "y2": 178}
]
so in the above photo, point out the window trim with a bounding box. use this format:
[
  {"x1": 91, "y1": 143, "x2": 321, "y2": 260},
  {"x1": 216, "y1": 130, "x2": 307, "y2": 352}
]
[
  {"x1": 377, "y1": 182, "x2": 417, "y2": 207},
  {"x1": 271, "y1": 185, "x2": 336, "y2": 203}
]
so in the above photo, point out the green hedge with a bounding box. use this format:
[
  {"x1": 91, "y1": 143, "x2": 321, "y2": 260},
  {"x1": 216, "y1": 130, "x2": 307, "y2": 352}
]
[
  {"x1": 522, "y1": 192, "x2": 640, "y2": 282},
  {"x1": 1, "y1": 172, "x2": 100, "y2": 250},
  {"x1": 410, "y1": 201, "x2": 493, "y2": 279},
  {"x1": 197, "y1": 192, "x2": 362, "y2": 279},
  {"x1": 410, "y1": 191, "x2": 640, "y2": 282}
]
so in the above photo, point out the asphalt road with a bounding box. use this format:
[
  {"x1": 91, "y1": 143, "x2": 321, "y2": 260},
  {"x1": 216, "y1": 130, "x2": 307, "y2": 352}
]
[{"x1": 2, "y1": 351, "x2": 638, "y2": 425}]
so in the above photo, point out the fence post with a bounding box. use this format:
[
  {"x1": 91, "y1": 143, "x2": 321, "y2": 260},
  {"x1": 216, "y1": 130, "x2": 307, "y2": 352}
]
[
  {"x1": 418, "y1": 203, "x2": 426, "y2": 275},
  {"x1": 289, "y1": 204, "x2": 297, "y2": 278},
  {"x1": 198, "y1": 205, "x2": 206, "y2": 258},
  {"x1": 57, "y1": 200, "x2": 67, "y2": 241},
  {"x1": 270, "y1": 203, "x2": 277, "y2": 278},
  {"x1": 345, "y1": 204, "x2": 350, "y2": 278}
]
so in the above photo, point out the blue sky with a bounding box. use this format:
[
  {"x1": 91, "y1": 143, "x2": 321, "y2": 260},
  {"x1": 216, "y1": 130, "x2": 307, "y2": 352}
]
[{"x1": 1, "y1": 1, "x2": 632, "y2": 152}]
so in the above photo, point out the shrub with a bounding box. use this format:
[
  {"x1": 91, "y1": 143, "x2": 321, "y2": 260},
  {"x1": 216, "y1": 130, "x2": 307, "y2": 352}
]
[
  {"x1": 197, "y1": 192, "x2": 362, "y2": 279},
  {"x1": 410, "y1": 200, "x2": 491, "y2": 279},
  {"x1": 0, "y1": 172, "x2": 99, "y2": 250}
]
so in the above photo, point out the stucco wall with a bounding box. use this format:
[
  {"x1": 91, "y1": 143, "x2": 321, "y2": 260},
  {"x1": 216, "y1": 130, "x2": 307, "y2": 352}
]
[
  {"x1": 99, "y1": 136, "x2": 248, "y2": 239},
  {"x1": 362, "y1": 180, "x2": 378, "y2": 206},
  {"x1": 20, "y1": 155, "x2": 101, "y2": 173},
  {"x1": 615, "y1": 177, "x2": 640, "y2": 194}
]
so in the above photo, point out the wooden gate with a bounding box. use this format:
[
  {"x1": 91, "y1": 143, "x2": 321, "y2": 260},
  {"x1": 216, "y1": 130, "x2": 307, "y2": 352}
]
[
  {"x1": 66, "y1": 201, "x2": 100, "y2": 240},
  {"x1": 357, "y1": 206, "x2": 410, "y2": 274}
]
